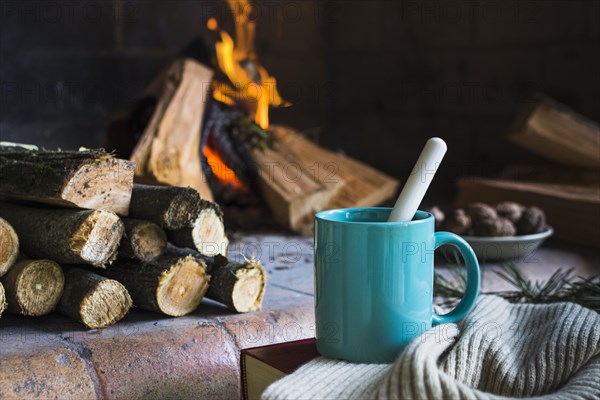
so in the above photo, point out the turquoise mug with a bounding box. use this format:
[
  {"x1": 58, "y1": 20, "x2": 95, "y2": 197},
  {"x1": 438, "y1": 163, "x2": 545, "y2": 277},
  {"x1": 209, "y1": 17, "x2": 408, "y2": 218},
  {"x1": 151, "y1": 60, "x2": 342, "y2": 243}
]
[{"x1": 314, "y1": 207, "x2": 480, "y2": 363}]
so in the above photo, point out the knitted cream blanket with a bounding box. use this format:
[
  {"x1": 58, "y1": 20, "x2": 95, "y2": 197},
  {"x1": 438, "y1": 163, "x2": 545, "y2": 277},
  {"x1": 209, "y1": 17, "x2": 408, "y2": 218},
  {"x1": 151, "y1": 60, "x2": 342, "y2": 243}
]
[{"x1": 263, "y1": 296, "x2": 600, "y2": 399}]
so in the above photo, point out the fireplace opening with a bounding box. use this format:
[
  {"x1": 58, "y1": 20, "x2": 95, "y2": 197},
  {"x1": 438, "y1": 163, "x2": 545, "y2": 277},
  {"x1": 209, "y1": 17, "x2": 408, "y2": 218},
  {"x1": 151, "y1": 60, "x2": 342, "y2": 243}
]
[{"x1": 103, "y1": 0, "x2": 398, "y2": 233}]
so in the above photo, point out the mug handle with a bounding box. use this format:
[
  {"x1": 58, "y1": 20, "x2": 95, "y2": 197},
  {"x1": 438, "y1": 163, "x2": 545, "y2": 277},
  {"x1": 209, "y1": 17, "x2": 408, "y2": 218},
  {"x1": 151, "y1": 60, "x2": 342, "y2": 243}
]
[{"x1": 431, "y1": 231, "x2": 481, "y2": 326}]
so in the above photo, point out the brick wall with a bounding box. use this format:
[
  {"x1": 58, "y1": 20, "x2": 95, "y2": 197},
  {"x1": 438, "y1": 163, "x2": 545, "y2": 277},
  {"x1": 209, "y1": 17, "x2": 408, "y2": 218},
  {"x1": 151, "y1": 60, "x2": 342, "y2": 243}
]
[{"x1": 1, "y1": 0, "x2": 599, "y2": 200}]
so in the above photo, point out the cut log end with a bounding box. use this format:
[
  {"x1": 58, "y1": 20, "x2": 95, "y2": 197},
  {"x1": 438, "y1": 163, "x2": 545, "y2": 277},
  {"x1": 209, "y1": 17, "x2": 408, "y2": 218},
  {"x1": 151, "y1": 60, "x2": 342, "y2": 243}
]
[
  {"x1": 192, "y1": 207, "x2": 229, "y2": 256},
  {"x1": 207, "y1": 258, "x2": 267, "y2": 313},
  {"x1": 71, "y1": 210, "x2": 124, "y2": 267},
  {"x1": 166, "y1": 201, "x2": 229, "y2": 257},
  {"x1": 2, "y1": 259, "x2": 64, "y2": 316},
  {"x1": 0, "y1": 217, "x2": 19, "y2": 277},
  {"x1": 60, "y1": 158, "x2": 135, "y2": 215},
  {"x1": 80, "y1": 279, "x2": 132, "y2": 329},
  {"x1": 163, "y1": 245, "x2": 266, "y2": 313},
  {"x1": 59, "y1": 268, "x2": 132, "y2": 329},
  {"x1": 156, "y1": 256, "x2": 209, "y2": 317},
  {"x1": 231, "y1": 261, "x2": 266, "y2": 312},
  {"x1": 0, "y1": 282, "x2": 6, "y2": 317},
  {"x1": 132, "y1": 224, "x2": 167, "y2": 261},
  {"x1": 120, "y1": 219, "x2": 167, "y2": 262},
  {"x1": 0, "y1": 147, "x2": 134, "y2": 215}
]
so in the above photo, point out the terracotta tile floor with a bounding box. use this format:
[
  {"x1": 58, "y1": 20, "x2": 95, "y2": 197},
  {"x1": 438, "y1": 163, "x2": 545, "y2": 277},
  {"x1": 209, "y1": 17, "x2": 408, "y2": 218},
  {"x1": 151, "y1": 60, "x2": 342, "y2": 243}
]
[{"x1": 0, "y1": 234, "x2": 597, "y2": 399}]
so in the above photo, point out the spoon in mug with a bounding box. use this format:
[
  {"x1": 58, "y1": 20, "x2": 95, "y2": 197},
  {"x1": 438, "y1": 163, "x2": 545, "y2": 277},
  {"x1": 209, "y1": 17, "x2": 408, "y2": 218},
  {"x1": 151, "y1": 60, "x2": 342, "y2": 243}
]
[{"x1": 388, "y1": 137, "x2": 447, "y2": 222}]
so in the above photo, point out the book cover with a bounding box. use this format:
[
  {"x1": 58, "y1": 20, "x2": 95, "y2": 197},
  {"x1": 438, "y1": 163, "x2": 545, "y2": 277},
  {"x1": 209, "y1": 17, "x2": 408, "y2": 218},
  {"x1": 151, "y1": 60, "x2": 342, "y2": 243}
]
[{"x1": 241, "y1": 338, "x2": 318, "y2": 400}]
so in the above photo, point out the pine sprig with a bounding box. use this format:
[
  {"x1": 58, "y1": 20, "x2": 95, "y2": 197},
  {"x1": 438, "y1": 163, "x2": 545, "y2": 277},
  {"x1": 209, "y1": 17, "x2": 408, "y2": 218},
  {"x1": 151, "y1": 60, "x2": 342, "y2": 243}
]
[
  {"x1": 231, "y1": 117, "x2": 276, "y2": 151},
  {"x1": 434, "y1": 273, "x2": 465, "y2": 300},
  {"x1": 562, "y1": 276, "x2": 600, "y2": 311},
  {"x1": 493, "y1": 263, "x2": 575, "y2": 303},
  {"x1": 434, "y1": 262, "x2": 600, "y2": 313}
]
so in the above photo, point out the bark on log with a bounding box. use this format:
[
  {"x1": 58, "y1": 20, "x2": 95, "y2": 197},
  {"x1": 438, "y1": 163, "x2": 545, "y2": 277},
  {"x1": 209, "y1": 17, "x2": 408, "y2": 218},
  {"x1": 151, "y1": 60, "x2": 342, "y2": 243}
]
[
  {"x1": 58, "y1": 268, "x2": 132, "y2": 329},
  {"x1": 119, "y1": 218, "x2": 167, "y2": 262},
  {"x1": 166, "y1": 200, "x2": 228, "y2": 256},
  {"x1": 0, "y1": 259, "x2": 64, "y2": 316},
  {"x1": 129, "y1": 59, "x2": 214, "y2": 200},
  {"x1": 207, "y1": 256, "x2": 265, "y2": 312},
  {"x1": 0, "y1": 203, "x2": 124, "y2": 267},
  {"x1": 128, "y1": 184, "x2": 203, "y2": 230},
  {"x1": 0, "y1": 145, "x2": 135, "y2": 215},
  {"x1": 0, "y1": 282, "x2": 6, "y2": 318},
  {"x1": 99, "y1": 253, "x2": 209, "y2": 316},
  {"x1": 0, "y1": 217, "x2": 19, "y2": 277},
  {"x1": 167, "y1": 245, "x2": 266, "y2": 313}
]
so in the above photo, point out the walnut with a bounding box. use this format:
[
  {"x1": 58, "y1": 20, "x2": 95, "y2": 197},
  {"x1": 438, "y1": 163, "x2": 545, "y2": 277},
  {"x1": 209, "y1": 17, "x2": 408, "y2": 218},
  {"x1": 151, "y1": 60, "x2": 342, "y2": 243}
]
[
  {"x1": 466, "y1": 203, "x2": 497, "y2": 222},
  {"x1": 472, "y1": 217, "x2": 516, "y2": 237},
  {"x1": 426, "y1": 206, "x2": 445, "y2": 229},
  {"x1": 496, "y1": 202, "x2": 525, "y2": 223},
  {"x1": 441, "y1": 209, "x2": 471, "y2": 235},
  {"x1": 516, "y1": 206, "x2": 546, "y2": 235}
]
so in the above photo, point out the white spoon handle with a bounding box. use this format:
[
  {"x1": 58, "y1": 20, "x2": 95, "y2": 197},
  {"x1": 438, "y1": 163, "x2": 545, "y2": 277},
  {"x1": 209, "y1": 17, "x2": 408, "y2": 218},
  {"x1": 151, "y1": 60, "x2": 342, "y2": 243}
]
[{"x1": 388, "y1": 137, "x2": 447, "y2": 222}]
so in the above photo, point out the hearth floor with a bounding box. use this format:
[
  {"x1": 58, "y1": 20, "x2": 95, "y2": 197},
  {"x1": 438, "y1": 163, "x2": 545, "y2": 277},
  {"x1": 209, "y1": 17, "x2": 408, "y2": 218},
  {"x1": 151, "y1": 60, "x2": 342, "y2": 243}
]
[{"x1": 0, "y1": 234, "x2": 597, "y2": 399}]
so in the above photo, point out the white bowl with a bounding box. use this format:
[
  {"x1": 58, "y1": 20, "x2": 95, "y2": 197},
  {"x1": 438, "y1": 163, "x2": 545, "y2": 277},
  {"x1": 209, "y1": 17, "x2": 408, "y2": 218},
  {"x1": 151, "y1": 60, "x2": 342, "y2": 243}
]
[{"x1": 460, "y1": 227, "x2": 554, "y2": 263}]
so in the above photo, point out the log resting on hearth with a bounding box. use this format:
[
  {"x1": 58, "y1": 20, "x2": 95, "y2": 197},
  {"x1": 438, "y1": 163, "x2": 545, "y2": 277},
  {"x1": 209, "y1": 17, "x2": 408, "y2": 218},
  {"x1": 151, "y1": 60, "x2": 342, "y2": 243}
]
[{"x1": 0, "y1": 145, "x2": 134, "y2": 215}]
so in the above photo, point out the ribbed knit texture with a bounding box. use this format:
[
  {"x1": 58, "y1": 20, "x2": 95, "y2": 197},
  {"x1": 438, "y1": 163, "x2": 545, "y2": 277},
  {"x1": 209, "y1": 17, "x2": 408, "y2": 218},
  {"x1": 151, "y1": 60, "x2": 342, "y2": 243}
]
[{"x1": 262, "y1": 296, "x2": 600, "y2": 399}]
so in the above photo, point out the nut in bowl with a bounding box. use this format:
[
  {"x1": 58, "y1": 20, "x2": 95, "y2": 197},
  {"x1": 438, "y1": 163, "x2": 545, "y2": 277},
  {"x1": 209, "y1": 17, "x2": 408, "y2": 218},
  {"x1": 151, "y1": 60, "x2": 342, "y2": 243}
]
[{"x1": 428, "y1": 202, "x2": 553, "y2": 262}]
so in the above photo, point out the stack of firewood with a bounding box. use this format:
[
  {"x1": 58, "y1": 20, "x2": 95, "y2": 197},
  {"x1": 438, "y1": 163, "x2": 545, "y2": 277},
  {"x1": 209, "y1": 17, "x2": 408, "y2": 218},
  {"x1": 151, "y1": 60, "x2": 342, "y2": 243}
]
[{"x1": 0, "y1": 144, "x2": 266, "y2": 329}]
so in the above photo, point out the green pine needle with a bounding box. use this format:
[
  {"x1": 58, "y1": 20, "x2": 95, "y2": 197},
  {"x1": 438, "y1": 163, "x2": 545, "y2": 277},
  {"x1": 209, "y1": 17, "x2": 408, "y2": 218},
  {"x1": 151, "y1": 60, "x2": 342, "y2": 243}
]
[{"x1": 434, "y1": 262, "x2": 600, "y2": 313}]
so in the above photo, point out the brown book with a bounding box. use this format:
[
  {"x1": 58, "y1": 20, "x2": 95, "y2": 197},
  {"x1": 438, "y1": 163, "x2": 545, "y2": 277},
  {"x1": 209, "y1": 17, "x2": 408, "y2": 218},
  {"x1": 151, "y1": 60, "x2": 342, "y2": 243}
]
[
  {"x1": 509, "y1": 96, "x2": 600, "y2": 170},
  {"x1": 241, "y1": 338, "x2": 319, "y2": 400},
  {"x1": 456, "y1": 177, "x2": 600, "y2": 247}
]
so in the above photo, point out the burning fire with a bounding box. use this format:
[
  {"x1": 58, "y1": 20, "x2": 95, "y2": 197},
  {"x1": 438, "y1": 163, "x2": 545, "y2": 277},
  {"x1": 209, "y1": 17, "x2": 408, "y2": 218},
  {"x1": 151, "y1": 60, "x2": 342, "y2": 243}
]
[
  {"x1": 202, "y1": 145, "x2": 246, "y2": 190},
  {"x1": 207, "y1": 0, "x2": 289, "y2": 129}
]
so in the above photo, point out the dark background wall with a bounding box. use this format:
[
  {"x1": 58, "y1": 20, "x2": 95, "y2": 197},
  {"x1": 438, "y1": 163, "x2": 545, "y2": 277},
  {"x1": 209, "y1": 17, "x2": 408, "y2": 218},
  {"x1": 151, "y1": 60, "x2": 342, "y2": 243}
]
[{"x1": 1, "y1": 0, "x2": 599, "y2": 200}]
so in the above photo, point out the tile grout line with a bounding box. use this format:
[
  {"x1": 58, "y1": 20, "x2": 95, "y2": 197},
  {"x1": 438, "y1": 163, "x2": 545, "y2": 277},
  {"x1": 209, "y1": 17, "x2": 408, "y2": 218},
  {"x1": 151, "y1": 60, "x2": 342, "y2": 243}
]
[
  {"x1": 58, "y1": 337, "x2": 107, "y2": 400},
  {"x1": 269, "y1": 282, "x2": 314, "y2": 297},
  {"x1": 210, "y1": 320, "x2": 245, "y2": 398}
]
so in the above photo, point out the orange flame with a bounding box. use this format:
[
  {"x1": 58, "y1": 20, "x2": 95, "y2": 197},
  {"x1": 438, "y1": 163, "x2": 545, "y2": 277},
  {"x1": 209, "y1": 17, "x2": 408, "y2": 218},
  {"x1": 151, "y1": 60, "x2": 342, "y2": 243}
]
[
  {"x1": 203, "y1": 145, "x2": 246, "y2": 190},
  {"x1": 207, "y1": 0, "x2": 289, "y2": 129}
]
